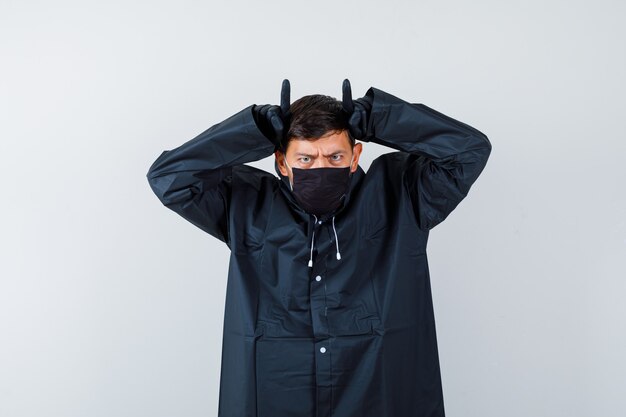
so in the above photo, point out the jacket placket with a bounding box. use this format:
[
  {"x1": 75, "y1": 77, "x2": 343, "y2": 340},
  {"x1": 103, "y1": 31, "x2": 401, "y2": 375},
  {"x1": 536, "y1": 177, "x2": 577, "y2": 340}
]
[{"x1": 308, "y1": 216, "x2": 335, "y2": 417}]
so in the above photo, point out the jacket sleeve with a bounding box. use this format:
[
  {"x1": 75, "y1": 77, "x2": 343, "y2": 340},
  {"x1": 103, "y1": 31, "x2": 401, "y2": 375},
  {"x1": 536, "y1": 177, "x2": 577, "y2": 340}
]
[
  {"x1": 146, "y1": 105, "x2": 276, "y2": 246},
  {"x1": 363, "y1": 87, "x2": 492, "y2": 231}
]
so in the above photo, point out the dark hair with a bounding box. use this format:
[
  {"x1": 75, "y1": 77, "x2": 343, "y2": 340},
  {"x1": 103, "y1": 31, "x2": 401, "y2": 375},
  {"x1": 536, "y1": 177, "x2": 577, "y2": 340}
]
[{"x1": 280, "y1": 94, "x2": 355, "y2": 153}]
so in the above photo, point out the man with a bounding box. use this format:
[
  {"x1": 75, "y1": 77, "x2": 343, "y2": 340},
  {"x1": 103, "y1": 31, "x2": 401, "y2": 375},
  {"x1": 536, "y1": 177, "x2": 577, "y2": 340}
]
[{"x1": 146, "y1": 79, "x2": 492, "y2": 417}]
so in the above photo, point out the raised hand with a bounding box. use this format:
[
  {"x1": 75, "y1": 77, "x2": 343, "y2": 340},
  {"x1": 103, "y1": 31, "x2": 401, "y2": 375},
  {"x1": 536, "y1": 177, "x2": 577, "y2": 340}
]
[
  {"x1": 342, "y1": 78, "x2": 373, "y2": 141},
  {"x1": 252, "y1": 79, "x2": 291, "y2": 150}
]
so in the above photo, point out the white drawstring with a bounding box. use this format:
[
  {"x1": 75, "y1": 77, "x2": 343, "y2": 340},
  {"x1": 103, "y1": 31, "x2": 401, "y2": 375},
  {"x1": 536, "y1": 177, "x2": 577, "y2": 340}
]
[
  {"x1": 308, "y1": 214, "x2": 317, "y2": 267},
  {"x1": 332, "y1": 216, "x2": 341, "y2": 260},
  {"x1": 308, "y1": 214, "x2": 342, "y2": 267}
]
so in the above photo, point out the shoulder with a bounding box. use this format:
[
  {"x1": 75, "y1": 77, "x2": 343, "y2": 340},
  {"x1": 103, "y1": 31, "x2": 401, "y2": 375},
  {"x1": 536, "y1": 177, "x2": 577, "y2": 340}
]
[
  {"x1": 365, "y1": 152, "x2": 429, "y2": 208},
  {"x1": 231, "y1": 164, "x2": 277, "y2": 188},
  {"x1": 359, "y1": 151, "x2": 412, "y2": 202},
  {"x1": 232, "y1": 164, "x2": 274, "y2": 178},
  {"x1": 367, "y1": 151, "x2": 414, "y2": 178}
]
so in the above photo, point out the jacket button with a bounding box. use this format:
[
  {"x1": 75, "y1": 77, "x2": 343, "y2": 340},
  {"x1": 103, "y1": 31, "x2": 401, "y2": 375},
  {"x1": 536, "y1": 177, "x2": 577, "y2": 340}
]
[
  {"x1": 315, "y1": 275, "x2": 322, "y2": 281},
  {"x1": 320, "y1": 347, "x2": 326, "y2": 353}
]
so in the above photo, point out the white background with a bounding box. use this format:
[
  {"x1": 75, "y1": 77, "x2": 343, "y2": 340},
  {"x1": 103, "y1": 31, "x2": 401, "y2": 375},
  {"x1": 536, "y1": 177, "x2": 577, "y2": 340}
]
[{"x1": 1, "y1": 1, "x2": 625, "y2": 416}]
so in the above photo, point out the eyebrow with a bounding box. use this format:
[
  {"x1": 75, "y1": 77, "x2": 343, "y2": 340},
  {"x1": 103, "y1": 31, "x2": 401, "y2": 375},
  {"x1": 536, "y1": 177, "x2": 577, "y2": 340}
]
[{"x1": 295, "y1": 150, "x2": 347, "y2": 157}]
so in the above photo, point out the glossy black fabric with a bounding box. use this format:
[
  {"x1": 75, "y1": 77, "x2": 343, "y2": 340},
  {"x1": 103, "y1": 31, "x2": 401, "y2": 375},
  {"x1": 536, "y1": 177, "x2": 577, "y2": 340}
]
[{"x1": 146, "y1": 87, "x2": 492, "y2": 417}]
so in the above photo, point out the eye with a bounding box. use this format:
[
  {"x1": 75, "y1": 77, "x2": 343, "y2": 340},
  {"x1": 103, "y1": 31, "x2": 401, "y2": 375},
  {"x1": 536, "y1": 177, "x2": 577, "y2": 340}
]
[
  {"x1": 331, "y1": 154, "x2": 342, "y2": 161},
  {"x1": 299, "y1": 156, "x2": 311, "y2": 163}
]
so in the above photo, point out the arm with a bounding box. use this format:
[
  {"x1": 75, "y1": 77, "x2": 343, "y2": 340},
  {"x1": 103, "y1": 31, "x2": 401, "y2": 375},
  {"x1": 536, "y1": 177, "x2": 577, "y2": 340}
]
[
  {"x1": 362, "y1": 87, "x2": 492, "y2": 230},
  {"x1": 146, "y1": 105, "x2": 276, "y2": 246}
]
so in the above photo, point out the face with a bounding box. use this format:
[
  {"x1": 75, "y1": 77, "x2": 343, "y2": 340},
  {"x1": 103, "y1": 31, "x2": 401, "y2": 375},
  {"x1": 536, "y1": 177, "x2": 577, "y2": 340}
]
[{"x1": 275, "y1": 130, "x2": 363, "y2": 183}]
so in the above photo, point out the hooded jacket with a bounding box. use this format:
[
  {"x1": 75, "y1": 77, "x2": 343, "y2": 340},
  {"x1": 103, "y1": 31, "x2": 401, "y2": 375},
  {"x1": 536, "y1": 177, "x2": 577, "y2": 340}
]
[{"x1": 146, "y1": 86, "x2": 492, "y2": 417}]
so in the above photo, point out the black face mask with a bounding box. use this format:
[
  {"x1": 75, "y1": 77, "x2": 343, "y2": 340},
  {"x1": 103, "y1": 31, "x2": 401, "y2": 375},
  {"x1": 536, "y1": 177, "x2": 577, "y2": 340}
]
[{"x1": 285, "y1": 156, "x2": 355, "y2": 216}]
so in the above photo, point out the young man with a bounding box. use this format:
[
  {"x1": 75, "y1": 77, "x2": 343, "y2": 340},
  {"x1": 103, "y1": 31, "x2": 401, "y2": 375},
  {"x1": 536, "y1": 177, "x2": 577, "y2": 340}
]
[{"x1": 146, "y1": 79, "x2": 492, "y2": 417}]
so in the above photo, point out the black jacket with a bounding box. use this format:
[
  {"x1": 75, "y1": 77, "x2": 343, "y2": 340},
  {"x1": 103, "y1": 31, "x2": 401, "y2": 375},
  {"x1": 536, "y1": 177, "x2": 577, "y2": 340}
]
[{"x1": 146, "y1": 86, "x2": 492, "y2": 417}]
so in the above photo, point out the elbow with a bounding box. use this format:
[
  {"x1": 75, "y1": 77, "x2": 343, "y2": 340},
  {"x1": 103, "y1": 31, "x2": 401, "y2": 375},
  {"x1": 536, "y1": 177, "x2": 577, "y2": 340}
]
[
  {"x1": 146, "y1": 150, "x2": 169, "y2": 182},
  {"x1": 146, "y1": 172, "x2": 176, "y2": 205},
  {"x1": 146, "y1": 150, "x2": 171, "y2": 202},
  {"x1": 482, "y1": 132, "x2": 492, "y2": 154},
  {"x1": 472, "y1": 130, "x2": 492, "y2": 164},
  {"x1": 472, "y1": 126, "x2": 491, "y2": 151}
]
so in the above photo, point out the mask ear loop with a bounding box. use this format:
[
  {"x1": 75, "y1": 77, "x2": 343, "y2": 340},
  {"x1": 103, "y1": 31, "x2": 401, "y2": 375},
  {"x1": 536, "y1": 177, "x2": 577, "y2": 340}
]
[{"x1": 283, "y1": 156, "x2": 294, "y2": 191}]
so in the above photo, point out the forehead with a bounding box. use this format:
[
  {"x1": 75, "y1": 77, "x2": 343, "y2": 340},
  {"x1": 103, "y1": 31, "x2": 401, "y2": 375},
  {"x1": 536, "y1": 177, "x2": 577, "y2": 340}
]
[{"x1": 287, "y1": 130, "x2": 352, "y2": 155}]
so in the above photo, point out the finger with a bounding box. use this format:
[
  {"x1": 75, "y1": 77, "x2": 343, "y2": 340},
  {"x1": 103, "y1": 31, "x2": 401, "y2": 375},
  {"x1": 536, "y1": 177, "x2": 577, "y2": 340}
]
[
  {"x1": 268, "y1": 104, "x2": 283, "y2": 126},
  {"x1": 280, "y1": 79, "x2": 291, "y2": 114},
  {"x1": 342, "y1": 79, "x2": 353, "y2": 113},
  {"x1": 258, "y1": 104, "x2": 269, "y2": 118},
  {"x1": 271, "y1": 115, "x2": 283, "y2": 132},
  {"x1": 349, "y1": 112, "x2": 363, "y2": 139},
  {"x1": 271, "y1": 113, "x2": 284, "y2": 141}
]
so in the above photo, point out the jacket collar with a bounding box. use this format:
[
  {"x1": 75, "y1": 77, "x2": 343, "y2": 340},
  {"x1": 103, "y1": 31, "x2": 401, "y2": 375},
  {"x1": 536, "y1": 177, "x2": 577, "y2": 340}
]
[{"x1": 274, "y1": 159, "x2": 365, "y2": 222}]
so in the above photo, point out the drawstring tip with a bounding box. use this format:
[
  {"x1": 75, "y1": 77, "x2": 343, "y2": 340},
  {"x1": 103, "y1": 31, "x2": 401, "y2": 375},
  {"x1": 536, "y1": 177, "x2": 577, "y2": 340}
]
[
  {"x1": 308, "y1": 260, "x2": 313, "y2": 267},
  {"x1": 336, "y1": 252, "x2": 341, "y2": 260}
]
